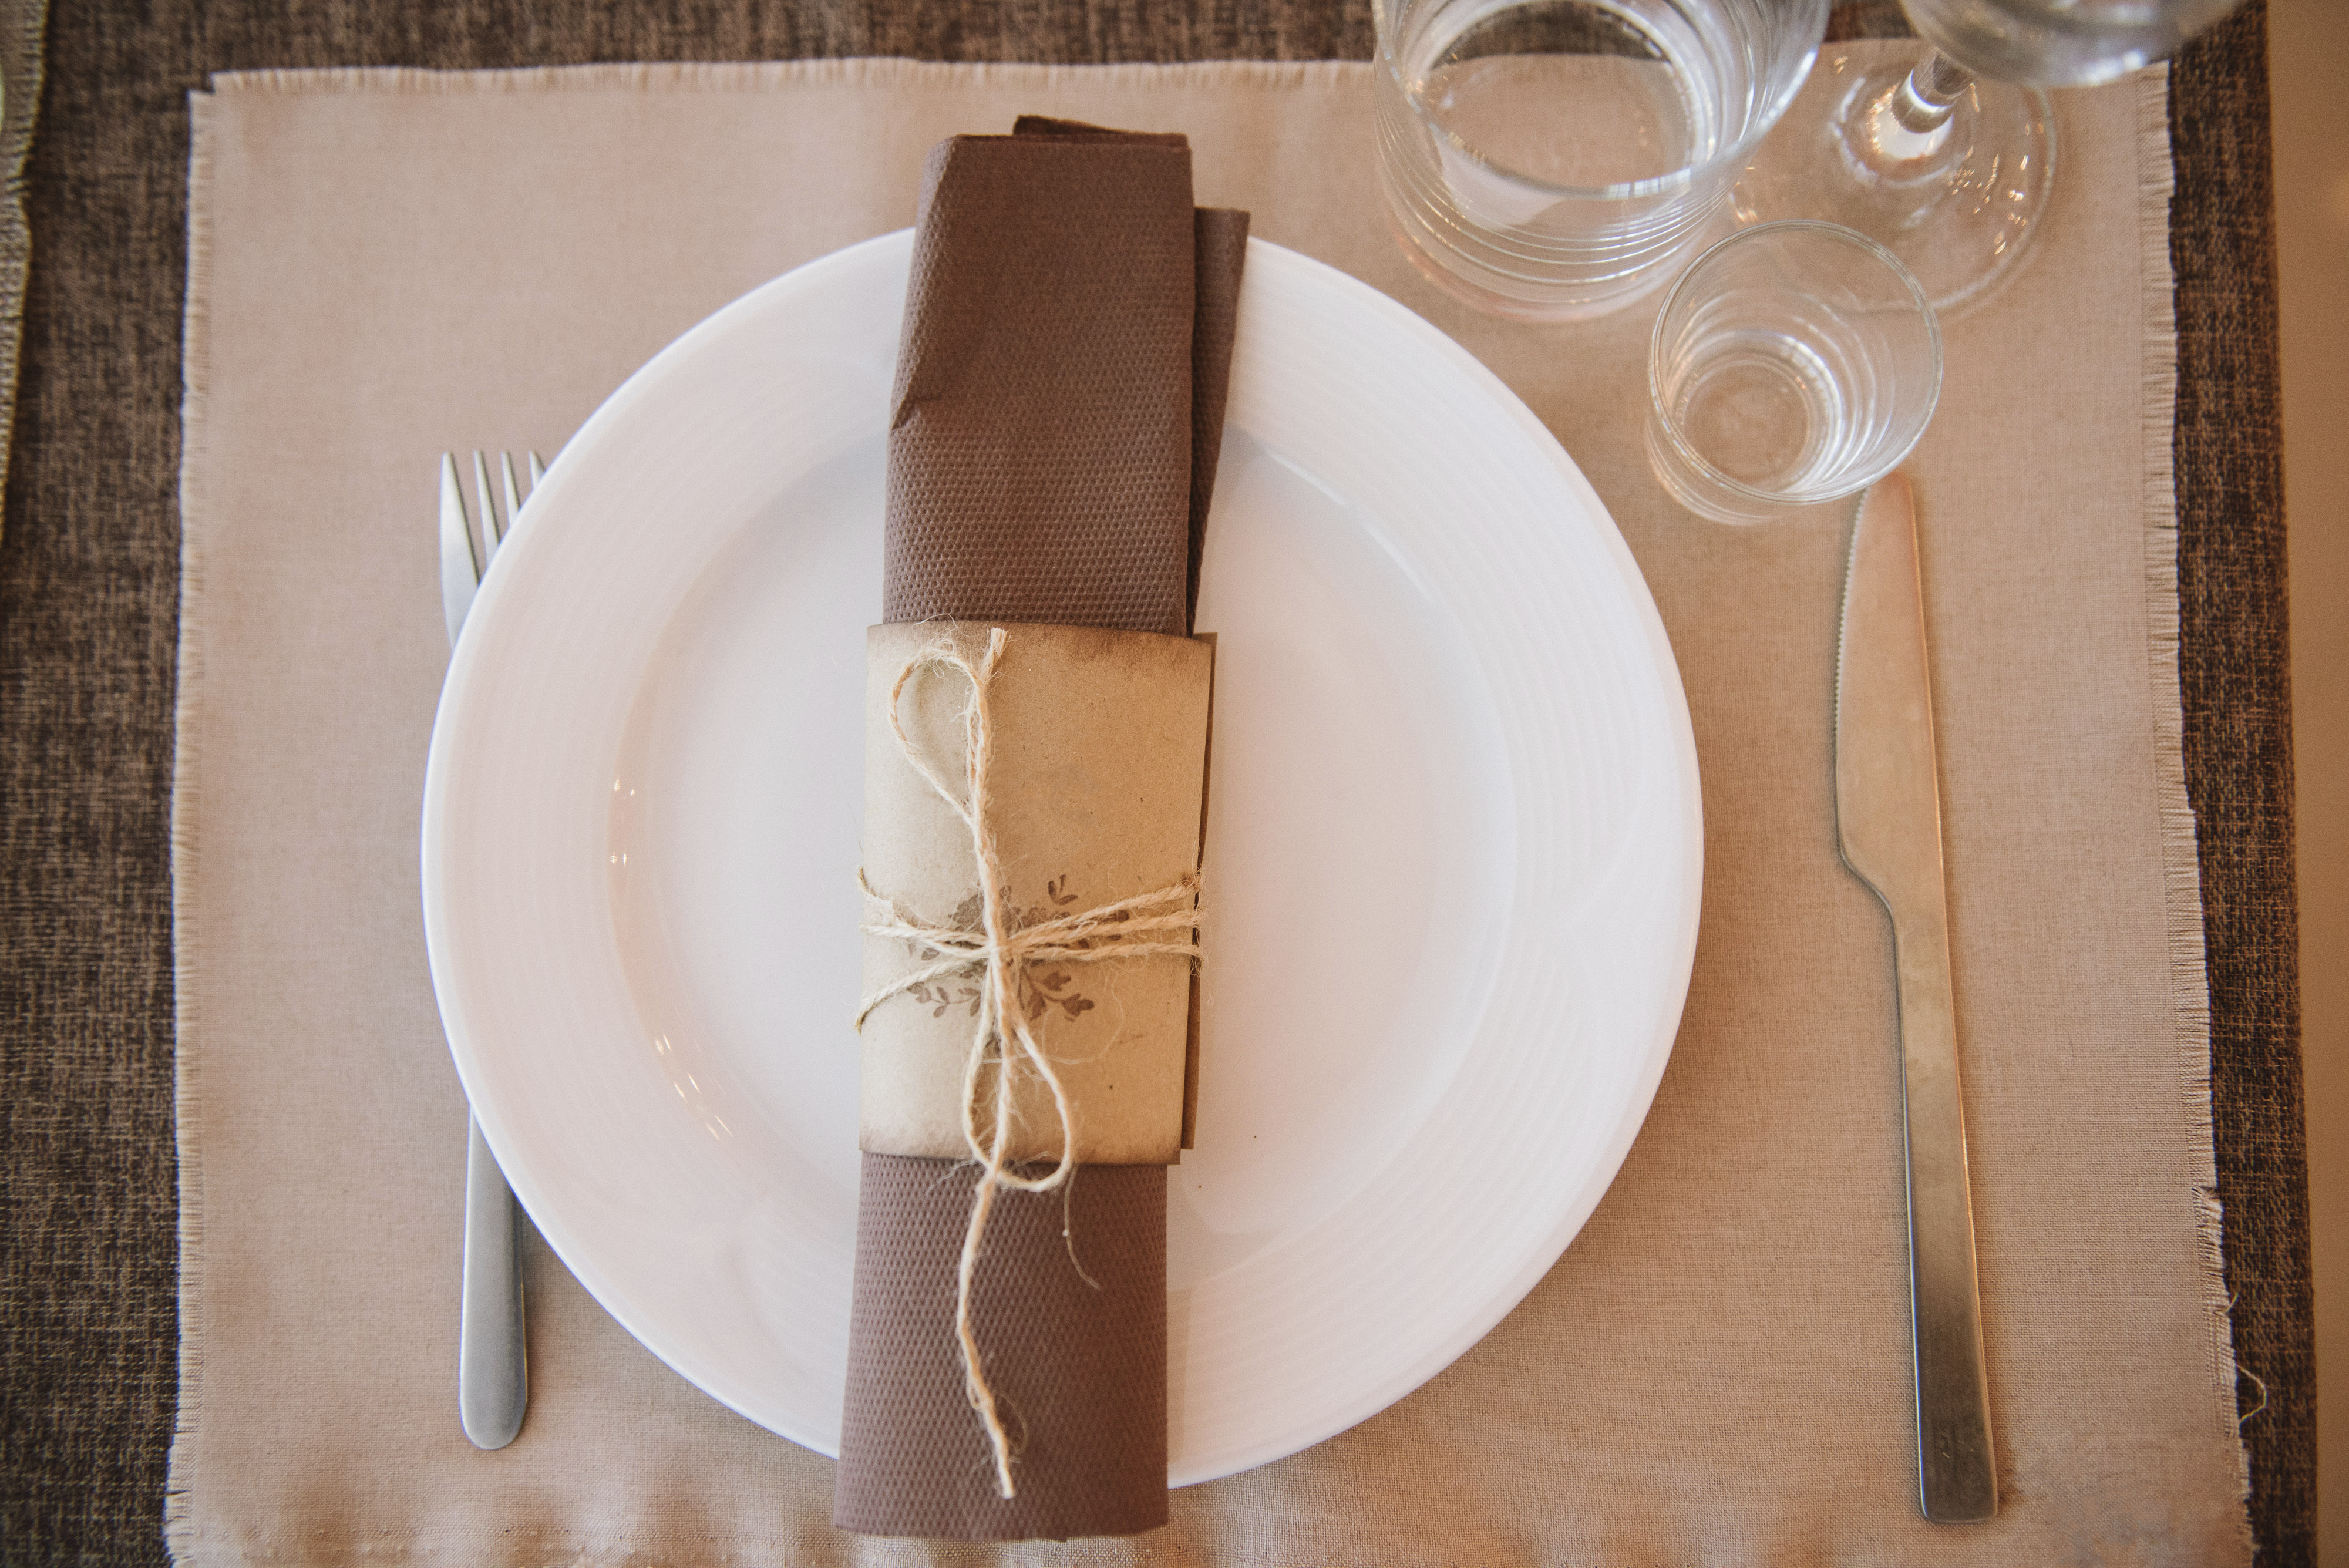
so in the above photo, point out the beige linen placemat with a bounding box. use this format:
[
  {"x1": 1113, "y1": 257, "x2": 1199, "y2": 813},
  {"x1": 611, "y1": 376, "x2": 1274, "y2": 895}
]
[{"x1": 169, "y1": 55, "x2": 2250, "y2": 1564}]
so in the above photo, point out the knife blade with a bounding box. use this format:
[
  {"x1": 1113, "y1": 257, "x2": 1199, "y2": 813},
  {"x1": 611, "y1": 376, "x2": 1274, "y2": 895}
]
[{"x1": 1833, "y1": 473, "x2": 1997, "y2": 1523}]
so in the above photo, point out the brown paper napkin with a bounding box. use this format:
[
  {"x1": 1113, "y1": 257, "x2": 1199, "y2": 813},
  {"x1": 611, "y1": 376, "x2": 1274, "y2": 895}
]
[{"x1": 833, "y1": 120, "x2": 1247, "y2": 1542}]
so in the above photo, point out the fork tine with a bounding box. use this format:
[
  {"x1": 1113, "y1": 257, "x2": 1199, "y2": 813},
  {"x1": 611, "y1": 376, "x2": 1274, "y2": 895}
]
[
  {"x1": 500, "y1": 452, "x2": 523, "y2": 537},
  {"x1": 453, "y1": 450, "x2": 548, "y2": 600},
  {"x1": 439, "y1": 453, "x2": 481, "y2": 645},
  {"x1": 473, "y1": 452, "x2": 502, "y2": 567}
]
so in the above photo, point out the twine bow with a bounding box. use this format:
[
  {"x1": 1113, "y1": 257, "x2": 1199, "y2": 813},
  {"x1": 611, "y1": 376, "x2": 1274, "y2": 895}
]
[{"x1": 854, "y1": 627, "x2": 1202, "y2": 1499}]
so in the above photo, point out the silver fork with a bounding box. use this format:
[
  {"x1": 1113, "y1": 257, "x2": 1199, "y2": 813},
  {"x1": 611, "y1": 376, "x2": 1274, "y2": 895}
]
[{"x1": 439, "y1": 449, "x2": 544, "y2": 1450}]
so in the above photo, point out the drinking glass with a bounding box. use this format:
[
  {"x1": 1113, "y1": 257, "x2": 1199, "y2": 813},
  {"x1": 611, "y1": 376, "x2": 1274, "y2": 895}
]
[
  {"x1": 1647, "y1": 221, "x2": 1942, "y2": 524},
  {"x1": 1904, "y1": 0, "x2": 2242, "y2": 88},
  {"x1": 1374, "y1": 0, "x2": 1829, "y2": 322},
  {"x1": 1736, "y1": 0, "x2": 2245, "y2": 314}
]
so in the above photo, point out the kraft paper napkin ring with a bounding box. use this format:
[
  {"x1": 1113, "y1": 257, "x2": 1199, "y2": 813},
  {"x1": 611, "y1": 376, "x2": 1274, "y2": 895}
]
[{"x1": 854, "y1": 624, "x2": 1210, "y2": 1496}]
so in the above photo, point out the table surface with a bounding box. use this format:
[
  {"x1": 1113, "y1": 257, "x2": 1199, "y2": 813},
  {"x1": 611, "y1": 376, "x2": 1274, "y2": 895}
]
[{"x1": 0, "y1": 1, "x2": 2308, "y2": 1563}]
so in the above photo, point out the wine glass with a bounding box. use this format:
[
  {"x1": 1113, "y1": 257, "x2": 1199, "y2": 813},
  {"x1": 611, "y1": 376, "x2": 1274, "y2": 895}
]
[
  {"x1": 1905, "y1": 0, "x2": 2242, "y2": 88},
  {"x1": 1736, "y1": 0, "x2": 2246, "y2": 315}
]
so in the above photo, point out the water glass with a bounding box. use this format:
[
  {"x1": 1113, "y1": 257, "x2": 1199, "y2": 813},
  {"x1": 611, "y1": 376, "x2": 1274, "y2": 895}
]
[
  {"x1": 1373, "y1": 0, "x2": 1828, "y2": 322},
  {"x1": 1646, "y1": 221, "x2": 1941, "y2": 524}
]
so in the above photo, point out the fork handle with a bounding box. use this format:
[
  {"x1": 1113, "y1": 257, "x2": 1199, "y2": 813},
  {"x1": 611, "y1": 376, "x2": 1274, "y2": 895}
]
[{"x1": 458, "y1": 1115, "x2": 527, "y2": 1448}]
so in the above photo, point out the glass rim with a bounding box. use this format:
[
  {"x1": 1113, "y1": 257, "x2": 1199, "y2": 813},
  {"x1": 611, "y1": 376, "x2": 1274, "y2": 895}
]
[
  {"x1": 1644, "y1": 219, "x2": 1943, "y2": 508},
  {"x1": 1377, "y1": 1, "x2": 1826, "y2": 204}
]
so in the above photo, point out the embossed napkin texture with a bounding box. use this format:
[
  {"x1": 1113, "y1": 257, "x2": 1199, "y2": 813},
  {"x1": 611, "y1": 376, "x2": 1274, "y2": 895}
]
[
  {"x1": 167, "y1": 56, "x2": 2251, "y2": 1564},
  {"x1": 839, "y1": 122, "x2": 1247, "y2": 1540}
]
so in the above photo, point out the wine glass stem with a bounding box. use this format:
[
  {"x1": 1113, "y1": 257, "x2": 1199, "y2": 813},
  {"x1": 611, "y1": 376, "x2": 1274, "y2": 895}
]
[{"x1": 1891, "y1": 49, "x2": 1972, "y2": 136}]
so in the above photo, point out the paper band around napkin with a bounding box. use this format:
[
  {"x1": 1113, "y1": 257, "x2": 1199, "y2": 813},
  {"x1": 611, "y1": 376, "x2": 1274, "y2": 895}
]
[{"x1": 857, "y1": 620, "x2": 1213, "y2": 1167}]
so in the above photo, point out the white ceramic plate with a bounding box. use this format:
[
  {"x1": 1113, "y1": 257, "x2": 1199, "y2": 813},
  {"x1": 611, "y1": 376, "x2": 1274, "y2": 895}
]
[{"x1": 423, "y1": 231, "x2": 1701, "y2": 1485}]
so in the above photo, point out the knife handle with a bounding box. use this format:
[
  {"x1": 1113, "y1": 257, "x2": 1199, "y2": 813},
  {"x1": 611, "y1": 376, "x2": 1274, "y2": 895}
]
[
  {"x1": 1888, "y1": 893, "x2": 1997, "y2": 1522},
  {"x1": 459, "y1": 1115, "x2": 528, "y2": 1449}
]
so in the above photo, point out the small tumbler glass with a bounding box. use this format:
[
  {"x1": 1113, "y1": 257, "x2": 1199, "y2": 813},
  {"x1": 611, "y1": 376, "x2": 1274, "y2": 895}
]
[
  {"x1": 1373, "y1": 0, "x2": 1827, "y2": 322},
  {"x1": 1647, "y1": 221, "x2": 1941, "y2": 525}
]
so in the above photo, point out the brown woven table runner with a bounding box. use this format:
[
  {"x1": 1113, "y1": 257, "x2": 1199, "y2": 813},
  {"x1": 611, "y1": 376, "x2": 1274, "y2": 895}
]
[{"x1": 0, "y1": 2, "x2": 2306, "y2": 1562}]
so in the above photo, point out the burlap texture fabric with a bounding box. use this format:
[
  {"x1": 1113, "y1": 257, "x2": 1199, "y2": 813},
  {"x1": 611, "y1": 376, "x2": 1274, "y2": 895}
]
[
  {"x1": 0, "y1": 0, "x2": 42, "y2": 554},
  {"x1": 0, "y1": 5, "x2": 2306, "y2": 1565},
  {"x1": 840, "y1": 125, "x2": 1246, "y2": 1539},
  {"x1": 2166, "y1": 10, "x2": 2311, "y2": 1556}
]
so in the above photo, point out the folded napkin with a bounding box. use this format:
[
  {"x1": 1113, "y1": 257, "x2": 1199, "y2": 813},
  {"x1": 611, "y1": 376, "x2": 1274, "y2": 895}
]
[{"x1": 833, "y1": 120, "x2": 1247, "y2": 1542}]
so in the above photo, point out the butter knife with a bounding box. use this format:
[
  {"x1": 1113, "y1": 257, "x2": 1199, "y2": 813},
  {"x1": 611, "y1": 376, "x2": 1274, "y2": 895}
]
[{"x1": 1833, "y1": 474, "x2": 1997, "y2": 1523}]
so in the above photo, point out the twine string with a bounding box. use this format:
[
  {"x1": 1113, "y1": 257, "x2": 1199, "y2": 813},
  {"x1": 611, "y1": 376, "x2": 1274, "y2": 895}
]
[{"x1": 853, "y1": 628, "x2": 1201, "y2": 1499}]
